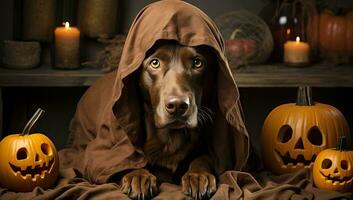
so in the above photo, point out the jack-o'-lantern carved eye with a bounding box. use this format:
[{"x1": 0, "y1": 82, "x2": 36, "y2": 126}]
[
  {"x1": 41, "y1": 143, "x2": 50, "y2": 155},
  {"x1": 308, "y1": 127, "x2": 323, "y2": 146},
  {"x1": 277, "y1": 125, "x2": 292, "y2": 143},
  {"x1": 16, "y1": 148, "x2": 28, "y2": 160},
  {"x1": 341, "y1": 160, "x2": 348, "y2": 170},
  {"x1": 321, "y1": 159, "x2": 332, "y2": 169}
]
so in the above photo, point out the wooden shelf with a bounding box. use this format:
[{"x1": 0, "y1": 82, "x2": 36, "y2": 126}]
[
  {"x1": 0, "y1": 65, "x2": 102, "y2": 87},
  {"x1": 0, "y1": 64, "x2": 352, "y2": 87},
  {"x1": 234, "y1": 64, "x2": 353, "y2": 87}
]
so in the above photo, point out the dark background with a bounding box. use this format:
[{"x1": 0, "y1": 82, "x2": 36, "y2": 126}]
[{"x1": 0, "y1": 0, "x2": 352, "y2": 157}]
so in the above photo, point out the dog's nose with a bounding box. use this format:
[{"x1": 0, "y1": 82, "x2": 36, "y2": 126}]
[{"x1": 165, "y1": 96, "x2": 189, "y2": 116}]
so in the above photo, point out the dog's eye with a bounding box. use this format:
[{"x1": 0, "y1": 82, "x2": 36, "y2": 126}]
[
  {"x1": 149, "y1": 59, "x2": 160, "y2": 69},
  {"x1": 192, "y1": 58, "x2": 203, "y2": 68}
]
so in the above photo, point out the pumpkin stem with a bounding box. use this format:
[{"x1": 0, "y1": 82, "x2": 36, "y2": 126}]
[
  {"x1": 21, "y1": 108, "x2": 45, "y2": 135},
  {"x1": 337, "y1": 136, "x2": 347, "y2": 151},
  {"x1": 296, "y1": 86, "x2": 314, "y2": 106},
  {"x1": 229, "y1": 29, "x2": 242, "y2": 40}
]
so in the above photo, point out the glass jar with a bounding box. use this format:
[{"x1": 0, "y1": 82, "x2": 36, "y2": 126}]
[
  {"x1": 271, "y1": 0, "x2": 318, "y2": 63},
  {"x1": 22, "y1": 0, "x2": 57, "y2": 42},
  {"x1": 78, "y1": 0, "x2": 118, "y2": 39}
]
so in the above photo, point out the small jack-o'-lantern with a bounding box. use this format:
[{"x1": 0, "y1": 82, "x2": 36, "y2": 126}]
[
  {"x1": 0, "y1": 109, "x2": 59, "y2": 192},
  {"x1": 261, "y1": 86, "x2": 351, "y2": 174},
  {"x1": 313, "y1": 137, "x2": 353, "y2": 192}
]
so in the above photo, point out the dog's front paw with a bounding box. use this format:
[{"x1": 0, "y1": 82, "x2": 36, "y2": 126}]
[
  {"x1": 181, "y1": 171, "x2": 216, "y2": 200},
  {"x1": 120, "y1": 169, "x2": 158, "y2": 200}
]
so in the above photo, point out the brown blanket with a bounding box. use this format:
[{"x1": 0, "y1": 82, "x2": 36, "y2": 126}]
[
  {"x1": 1, "y1": 168, "x2": 351, "y2": 199},
  {"x1": 1, "y1": 0, "x2": 352, "y2": 199}
]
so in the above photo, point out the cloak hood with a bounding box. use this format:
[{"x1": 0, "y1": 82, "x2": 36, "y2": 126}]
[{"x1": 60, "y1": 0, "x2": 250, "y2": 184}]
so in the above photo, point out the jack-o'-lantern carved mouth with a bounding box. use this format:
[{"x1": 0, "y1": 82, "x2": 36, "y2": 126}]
[
  {"x1": 320, "y1": 171, "x2": 353, "y2": 184},
  {"x1": 275, "y1": 150, "x2": 317, "y2": 167},
  {"x1": 9, "y1": 158, "x2": 54, "y2": 180}
]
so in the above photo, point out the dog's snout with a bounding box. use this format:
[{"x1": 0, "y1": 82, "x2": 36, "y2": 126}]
[{"x1": 165, "y1": 96, "x2": 190, "y2": 116}]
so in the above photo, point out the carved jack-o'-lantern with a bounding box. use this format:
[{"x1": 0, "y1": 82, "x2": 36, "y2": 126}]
[
  {"x1": 261, "y1": 86, "x2": 351, "y2": 174},
  {"x1": 313, "y1": 137, "x2": 353, "y2": 193},
  {"x1": 0, "y1": 109, "x2": 59, "y2": 192}
]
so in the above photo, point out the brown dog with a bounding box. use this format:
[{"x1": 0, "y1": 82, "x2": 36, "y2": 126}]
[{"x1": 120, "y1": 41, "x2": 217, "y2": 200}]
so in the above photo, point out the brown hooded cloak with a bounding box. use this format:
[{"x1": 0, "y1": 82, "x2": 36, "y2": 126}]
[
  {"x1": 59, "y1": 0, "x2": 250, "y2": 184},
  {"x1": 1, "y1": 1, "x2": 352, "y2": 199}
]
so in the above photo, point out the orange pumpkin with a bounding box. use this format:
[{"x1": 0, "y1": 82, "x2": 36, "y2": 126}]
[
  {"x1": 261, "y1": 86, "x2": 351, "y2": 174},
  {"x1": 313, "y1": 137, "x2": 353, "y2": 192},
  {"x1": 0, "y1": 109, "x2": 59, "y2": 192},
  {"x1": 308, "y1": 9, "x2": 353, "y2": 63},
  {"x1": 307, "y1": 12, "x2": 319, "y2": 57}
]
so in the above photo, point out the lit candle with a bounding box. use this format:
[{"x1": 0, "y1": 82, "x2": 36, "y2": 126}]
[
  {"x1": 284, "y1": 36, "x2": 310, "y2": 66},
  {"x1": 54, "y1": 22, "x2": 80, "y2": 69}
]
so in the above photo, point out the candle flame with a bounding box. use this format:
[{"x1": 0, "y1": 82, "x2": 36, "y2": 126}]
[
  {"x1": 63, "y1": 22, "x2": 70, "y2": 29},
  {"x1": 296, "y1": 36, "x2": 300, "y2": 42},
  {"x1": 286, "y1": 29, "x2": 291, "y2": 35}
]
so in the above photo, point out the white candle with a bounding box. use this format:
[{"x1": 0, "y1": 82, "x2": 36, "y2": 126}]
[
  {"x1": 284, "y1": 36, "x2": 310, "y2": 66},
  {"x1": 54, "y1": 22, "x2": 80, "y2": 69}
]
